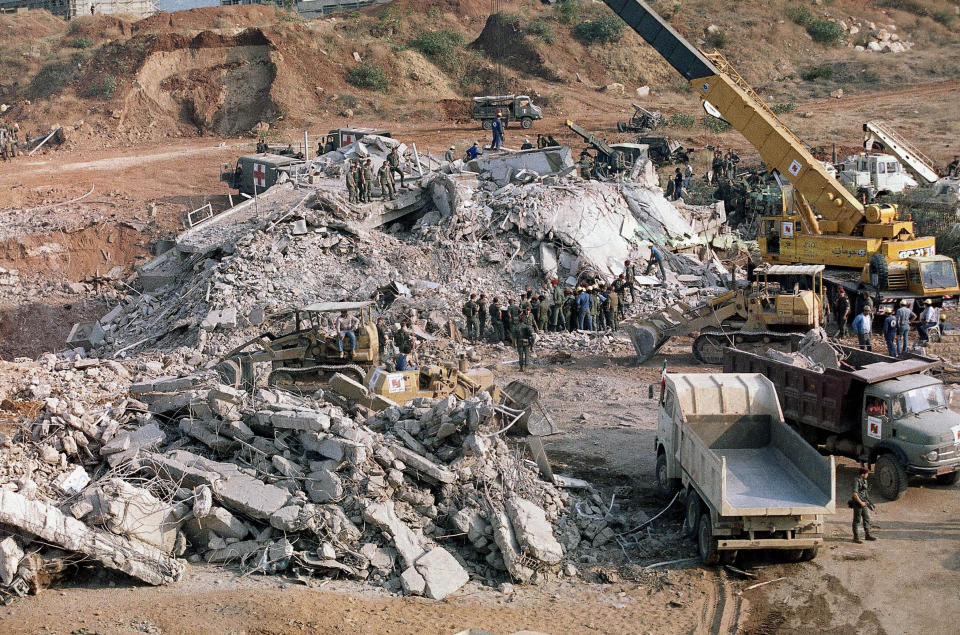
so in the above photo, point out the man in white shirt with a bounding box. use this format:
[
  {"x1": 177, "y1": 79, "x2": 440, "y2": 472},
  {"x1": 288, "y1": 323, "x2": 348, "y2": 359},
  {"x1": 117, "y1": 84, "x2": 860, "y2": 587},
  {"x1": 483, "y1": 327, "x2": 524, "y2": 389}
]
[
  {"x1": 336, "y1": 311, "x2": 360, "y2": 357},
  {"x1": 917, "y1": 299, "x2": 940, "y2": 344}
]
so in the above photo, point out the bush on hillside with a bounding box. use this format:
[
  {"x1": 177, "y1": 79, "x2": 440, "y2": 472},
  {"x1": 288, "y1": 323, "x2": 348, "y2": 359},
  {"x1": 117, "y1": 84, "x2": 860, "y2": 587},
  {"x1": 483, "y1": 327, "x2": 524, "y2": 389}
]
[
  {"x1": 706, "y1": 28, "x2": 728, "y2": 49},
  {"x1": 573, "y1": 14, "x2": 624, "y2": 45},
  {"x1": 72, "y1": 36, "x2": 93, "y2": 49},
  {"x1": 669, "y1": 113, "x2": 697, "y2": 129},
  {"x1": 27, "y1": 59, "x2": 79, "y2": 100},
  {"x1": 345, "y1": 63, "x2": 389, "y2": 92},
  {"x1": 411, "y1": 29, "x2": 464, "y2": 60},
  {"x1": 801, "y1": 64, "x2": 834, "y2": 80},
  {"x1": 555, "y1": 0, "x2": 580, "y2": 25},
  {"x1": 526, "y1": 19, "x2": 556, "y2": 44},
  {"x1": 701, "y1": 115, "x2": 731, "y2": 133},
  {"x1": 785, "y1": 5, "x2": 844, "y2": 46},
  {"x1": 85, "y1": 74, "x2": 117, "y2": 99}
]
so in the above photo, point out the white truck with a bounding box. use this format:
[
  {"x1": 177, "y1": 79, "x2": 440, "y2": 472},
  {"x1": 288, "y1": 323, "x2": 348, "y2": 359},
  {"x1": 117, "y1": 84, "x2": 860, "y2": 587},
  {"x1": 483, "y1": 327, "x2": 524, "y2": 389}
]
[
  {"x1": 837, "y1": 153, "x2": 918, "y2": 201},
  {"x1": 654, "y1": 373, "x2": 835, "y2": 564}
]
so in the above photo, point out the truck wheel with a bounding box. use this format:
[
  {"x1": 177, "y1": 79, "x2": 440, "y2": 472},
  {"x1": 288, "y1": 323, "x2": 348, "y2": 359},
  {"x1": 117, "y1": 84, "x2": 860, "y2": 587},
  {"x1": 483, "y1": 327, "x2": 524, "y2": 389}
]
[
  {"x1": 482, "y1": 119, "x2": 493, "y2": 131},
  {"x1": 936, "y1": 471, "x2": 959, "y2": 486},
  {"x1": 875, "y1": 454, "x2": 908, "y2": 500},
  {"x1": 799, "y1": 547, "x2": 819, "y2": 561},
  {"x1": 656, "y1": 452, "x2": 680, "y2": 498},
  {"x1": 683, "y1": 493, "x2": 701, "y2": 537},
  {"x1": 869, "y1": 253, "x2": 889, "y2": 290},
  {"x1": 697, "y1": 513, "x2": 720, "y2": 565},
  {"x1": 521, "y1": 117, "x2": 533, "y2": 129}
]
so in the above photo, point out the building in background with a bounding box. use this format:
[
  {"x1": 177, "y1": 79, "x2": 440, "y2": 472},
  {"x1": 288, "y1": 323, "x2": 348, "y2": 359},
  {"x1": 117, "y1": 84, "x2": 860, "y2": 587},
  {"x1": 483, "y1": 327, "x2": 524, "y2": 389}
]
[
  {"x1": 220, "y1": 0, "x2": 391, "y2": 19},
  {"x1": 0, "y1": 0, "x2": 156, "y2": 18}
]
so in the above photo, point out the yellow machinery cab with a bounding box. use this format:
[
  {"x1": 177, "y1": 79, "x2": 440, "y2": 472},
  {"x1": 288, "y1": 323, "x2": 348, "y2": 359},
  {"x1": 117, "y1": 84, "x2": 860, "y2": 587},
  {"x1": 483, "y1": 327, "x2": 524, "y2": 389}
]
[{"x1": 745, "y1": 264, "x2": 824, "y2": 329}]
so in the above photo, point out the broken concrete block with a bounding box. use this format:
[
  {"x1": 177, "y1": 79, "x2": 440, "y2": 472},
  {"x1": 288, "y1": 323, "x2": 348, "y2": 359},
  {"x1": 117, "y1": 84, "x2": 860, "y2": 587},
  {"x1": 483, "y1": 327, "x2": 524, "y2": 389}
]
[
  {"x1": 304, "y1": 469, "x2": 343, "y2": 503},
  {"x1": 0, "y1": 490, "x2": 182, "y2": 585},
  {"x1": 389, "y1": 444, "x2": 456, "y2": 484},
  {"x1": 212, "y1": 474, "x2": 290, "y2": 520},
  {"x1": 0, "y1": 536, "x2": 24, "y2": 585},
  {"x1": 317, "y1": 437, "x2": 344, "y2": 462},
  {"x1": 490, "y1": 508, "x2": 533, "y2": 584},
  {"x1": 54, "y1": 465, "x2": 90, "y2": 496},
  {"x1": 269, "y1": 505, "x2": 304, "y2": 532},
  {"x1": 363, "y1": 500, "x2": 426, "y2": 568},
  {"x1": 270, "y1": 410, "x2": 331, "y2": 432},
  {"x1": 179, "y1": 419, "x2": 238, "y2": 453},
  {"x1": 505, "y1": 497, "x2": 563, "y2": 564},
  {"x1": 272, "y1": 455, "x2": 304, "y2": 478},
  {"x1": 201, "y1": 308, "x2": 238, "y2": 331},
  {"x1": 414, "y1": 547, "x2": 470, "y2": 600},
  {"x1": 360, "y1": 542, "x2": 394, "y2": 571},
  {"x1": 400, "y1": 566, "x2": 426, "y2": 596},
  {"x1": 205, "y1": 539, "x2": 262, "y2": 564},
  {"x1": 66, "y1": 321, "x2": 105, "y2": 350},
  {"x1": 190, "y1": 506, "x2": 249, "y2": 541}
]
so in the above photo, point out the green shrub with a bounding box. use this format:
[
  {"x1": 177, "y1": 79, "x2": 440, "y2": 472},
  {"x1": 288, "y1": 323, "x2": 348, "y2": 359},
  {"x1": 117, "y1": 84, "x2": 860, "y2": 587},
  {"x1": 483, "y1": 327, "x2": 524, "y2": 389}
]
[
  {"x1": 705, "y1": 28, "x2": 728, "y2": 49},
  {"x1": 669, "y1": 113, "x2": 697, "y2": 129},
  {"x1": 771, "y1": 101, "x2": 796, "y2": 114},
  {"x1": 701, "y1": 115, "x2": 731, "y2": 133},
  {"x1": 339, "y1": 93, "x2": 358, "y2": 109},
  {"x1": 806, "y1": 19, "x2": 844, "y2": 45},
  {"x1": 411, "y1": 29, "x2": 464, "y2": 60},
  {"x1": 786, "y1": 6, "x2": 814, "y2": 26},
  {"x1": 72, "y1": 36, "x2": 93, "y2": 49},
  {"x1": 801, "y1": 64, "x2": 834, "y2": 81},
  {"x1": 27, "y1": 60, "x2": 78, "y2": 100},
  {"x1": 345, "y1": 63, "x2": 389, "y2": 92},
  {"x1": 86, "y1": 74, "x2": 117, "y2": 99},
  {"x1": 555, "y1": 0, "x2": 580, "y2": 25},
  {"x1": 933, "y1": 10, "x2": 955, "y2": 27},
  {"x1": 526, "y1": 19, "x2": 556, "y2": 44},
  {"x1": 573, "y1": 14, "x2": 624, "y2": 44}
]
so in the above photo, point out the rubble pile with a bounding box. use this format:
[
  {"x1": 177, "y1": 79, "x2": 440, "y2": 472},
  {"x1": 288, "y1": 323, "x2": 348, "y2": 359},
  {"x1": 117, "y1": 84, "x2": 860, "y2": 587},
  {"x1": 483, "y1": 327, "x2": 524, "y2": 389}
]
[{"x1": 0, "y1": 363, "x2": 625, "y2": 602}]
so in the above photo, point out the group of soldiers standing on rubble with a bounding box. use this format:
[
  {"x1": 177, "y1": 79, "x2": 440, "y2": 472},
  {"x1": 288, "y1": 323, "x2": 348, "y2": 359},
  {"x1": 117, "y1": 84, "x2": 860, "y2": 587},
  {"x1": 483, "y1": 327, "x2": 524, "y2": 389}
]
[
  {"x1": 459, "y1": 259, "x2": 660, "y2": 370},
  {"x1": 0, "y1": 123, "x2": 21, "y2": 161},
  {"x1": 345, "y1": 147, "x2": 405, "y2": 204}
]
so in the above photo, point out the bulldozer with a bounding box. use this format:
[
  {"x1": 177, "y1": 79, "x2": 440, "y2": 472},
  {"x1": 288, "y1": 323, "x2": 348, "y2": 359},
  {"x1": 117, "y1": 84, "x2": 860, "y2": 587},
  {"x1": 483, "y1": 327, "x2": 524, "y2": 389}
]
[
  {"x1": 217, "y1": 301, "x2": 379, "y2": 390},
  {"x1": 628, "y1": 264, "x2": 826, "y2": 365}
]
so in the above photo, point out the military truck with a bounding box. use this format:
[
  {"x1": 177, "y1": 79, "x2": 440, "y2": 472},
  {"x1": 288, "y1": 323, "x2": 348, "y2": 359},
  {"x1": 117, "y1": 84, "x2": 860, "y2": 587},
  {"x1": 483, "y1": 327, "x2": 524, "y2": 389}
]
[
  {"x1": 724, "y1": 343, "x2": 960, "y2": 500},
  {"x1": 472, "y1": 95, "x2": 543, "y2": 130},
  {"x1": 220, "y1": 153, "x2": 303, "y2": 196},
  {"x1": 617, "y1": 104, "x2": 667, "y2": 133},
  {"x1": 655, "y1": 373, "x2": 834, "y2": 564},
  {"x1": 637, "y1": 135, "x2": 690, "y2": 167},
  {"x1": 318, "y1": 128, "x2": 392, "y2": 154}
]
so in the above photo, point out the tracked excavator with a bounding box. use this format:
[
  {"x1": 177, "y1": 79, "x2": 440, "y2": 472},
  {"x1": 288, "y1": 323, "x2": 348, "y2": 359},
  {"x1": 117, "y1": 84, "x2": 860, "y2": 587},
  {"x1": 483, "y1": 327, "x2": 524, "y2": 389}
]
[
  {"x1": 630, "y1": 264, "x2": 825, "y2": 364},
  {"x1": 601, "y1": 1, "x2": 959, "y2": 308}
]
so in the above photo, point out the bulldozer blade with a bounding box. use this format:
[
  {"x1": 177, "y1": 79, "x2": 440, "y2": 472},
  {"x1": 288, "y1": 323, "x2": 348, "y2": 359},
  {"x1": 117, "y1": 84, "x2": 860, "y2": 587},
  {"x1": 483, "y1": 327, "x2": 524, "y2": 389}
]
[
  {"x1": 628, "y1": 323, "x2": 664, "y2": 364},
  {"x1": 499, "y1": 381, "x2": 560, "y2": 437}
]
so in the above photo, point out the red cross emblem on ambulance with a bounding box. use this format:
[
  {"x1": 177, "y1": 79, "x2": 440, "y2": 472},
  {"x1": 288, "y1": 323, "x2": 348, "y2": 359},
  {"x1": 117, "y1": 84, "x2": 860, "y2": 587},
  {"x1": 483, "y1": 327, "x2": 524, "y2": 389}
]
[{"x1": 253, "y1": 163, "x2": 267, "y2": 188}]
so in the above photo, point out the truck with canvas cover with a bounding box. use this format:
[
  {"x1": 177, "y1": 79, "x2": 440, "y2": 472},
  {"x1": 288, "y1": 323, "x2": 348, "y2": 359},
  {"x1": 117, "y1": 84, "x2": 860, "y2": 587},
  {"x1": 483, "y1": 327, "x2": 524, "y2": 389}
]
[
  {"x1": 319, "y1": 128, "x2": 392, "y2": 154},
  {"x1": 724, "y1": 343, "x2": 960, "y2": 500},
  {"x1": 472, "y1": 95, "x2": 543, "y2": 130},
  {"x1": 655, "y1": 373, "x2": 834, "y2": 564}
]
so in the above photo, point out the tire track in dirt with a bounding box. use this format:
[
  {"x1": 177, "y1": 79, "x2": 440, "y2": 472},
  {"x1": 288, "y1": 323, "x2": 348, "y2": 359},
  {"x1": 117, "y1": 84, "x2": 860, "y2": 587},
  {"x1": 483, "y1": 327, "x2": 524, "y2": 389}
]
[{"x1": 803, "y1": 80, "x2": 960, "y2": 112}]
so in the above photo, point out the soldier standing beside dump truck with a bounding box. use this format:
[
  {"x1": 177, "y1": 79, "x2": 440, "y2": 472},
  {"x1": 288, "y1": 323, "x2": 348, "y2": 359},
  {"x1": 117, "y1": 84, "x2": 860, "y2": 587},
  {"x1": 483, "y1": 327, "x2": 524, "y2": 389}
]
[{"x1": 851, "y1": 465, "x2": 877, "y2": 544}]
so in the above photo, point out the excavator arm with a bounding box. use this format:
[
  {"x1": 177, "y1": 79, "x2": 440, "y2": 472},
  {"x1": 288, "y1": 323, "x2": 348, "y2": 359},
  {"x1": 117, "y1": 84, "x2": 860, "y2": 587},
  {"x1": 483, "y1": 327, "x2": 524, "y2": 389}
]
[{"x1": 600, "y1": 0, "x2": 866, "y2": 234}]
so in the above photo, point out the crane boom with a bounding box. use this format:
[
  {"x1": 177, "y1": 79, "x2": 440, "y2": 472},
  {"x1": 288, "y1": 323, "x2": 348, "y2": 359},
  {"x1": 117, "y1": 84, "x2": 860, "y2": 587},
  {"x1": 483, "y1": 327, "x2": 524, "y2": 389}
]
[{"x1": 601, "y1": 0, "x2": 865, "y2": 234}]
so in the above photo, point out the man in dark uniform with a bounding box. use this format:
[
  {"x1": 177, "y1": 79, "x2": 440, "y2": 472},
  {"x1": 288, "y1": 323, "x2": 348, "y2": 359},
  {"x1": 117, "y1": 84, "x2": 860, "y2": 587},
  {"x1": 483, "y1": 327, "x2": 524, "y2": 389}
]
[
  {"x1": 490, "y1": 297, "x2": 505, "y2": 342},
  {"x1": 462, "y1": 293, "x2": 479, "y2": 342},
  {"x1": 477, "y1": 294, "x2": 488, "y2": 341},
  {"x1": 834, "y1": 287, "x2": 851, "y2": 338},
  {"x1": 516, "y1": 309, "x2": 535, "y2": 371},
  {"x1": 851, "y1": 465, "x2": 877, "y2": 543},
  {"x1": 386, "y1": 147, "x2": 405, "y2": 188}
]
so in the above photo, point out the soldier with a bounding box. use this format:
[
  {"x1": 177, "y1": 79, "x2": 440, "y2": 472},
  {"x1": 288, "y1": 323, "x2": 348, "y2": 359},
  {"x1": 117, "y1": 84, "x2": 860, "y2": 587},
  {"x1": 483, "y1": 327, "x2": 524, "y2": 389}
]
[
  {"x1": 462, "y1": 293, "x2": 479, "y2": 342},
  {"x1": 549, "y1": 279, "x2": 563, "y2": 331},
  {"x1": 851, "y1": 465, "x2": 877, "y2": 543},
  {"x1": 516, "y1": 309, "x2": 535, "y2": 372},
  {"x1": 614, "y1": 274, "x2": 628, "y2": 319},
  {"x1": 673, "y1": 167, "x2": 684, "y2": 201},
  {"x1": 579, "y1": 150, "x2": 594, "y2": 180},
  {"x1": 256, "y1": 138, "x2": 268, "y2": 154},
  {"x1": 711, "y1": 149, "x2": 724, "y2": 182},
  {"x1": 386, "y1": 146, "x2": 405, "y2": 188},
  {"x1": 562, "y1": 288, "x2": 576, "y2": 331},
  {"x1": 393, "y1": 320, "x2": 413, "y2": 354},
  {"x1": 345, "y1": 161, "x2": 359, "y2": 204},
  {"x1": 606, "y1": 285, "x2": 620, "y2": 332},
  {"x1": 624, "y1": 259, "x2": 637, "y2": 304},
  {"x1": 591, "y1": 287, "x2": 602, "y2": 331},
  {"x1": 546, "y1": 135, "x2": 560, "y2": 147},
  {"x1": 377, "y1": 162, "x2": 396, "y2": 201},
  {"x1": 477, "y1": 293, "x2": 488, "y2": 340},
  {"x1": 521, "y1": 137, "x2": 534, "y2": 150},
  {"x1": 490, "y1": 296, "x2": 505, "y2": 342},
  {"x1": 362, "y1": 159, "x2": 375, "y2": 203},
  {"x1": 537, "y1": 294, "x2": 550, "y2": 331},
  {"x1": 375, "y1": 316, "x2": 389, "y2": 364},
  {"x1": 354, "y1": 162, "x2": 367, "y2": 203},
  {"x1": 834, "y1": 287, "x2": 851, "y2": 338},
  {"x1": 507, "y1": 297, "x2": 520, "y2": 345}
]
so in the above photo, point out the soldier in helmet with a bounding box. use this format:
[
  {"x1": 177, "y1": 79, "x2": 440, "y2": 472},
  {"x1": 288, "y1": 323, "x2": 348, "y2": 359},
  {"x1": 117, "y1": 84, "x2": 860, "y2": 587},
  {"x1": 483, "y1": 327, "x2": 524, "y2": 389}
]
[
  {"x1": 345, "y1": 160, "x2": 359, "y2": 204},
  {"x1": 377, "y1": 161, "x2": 396, "y2": 201}
]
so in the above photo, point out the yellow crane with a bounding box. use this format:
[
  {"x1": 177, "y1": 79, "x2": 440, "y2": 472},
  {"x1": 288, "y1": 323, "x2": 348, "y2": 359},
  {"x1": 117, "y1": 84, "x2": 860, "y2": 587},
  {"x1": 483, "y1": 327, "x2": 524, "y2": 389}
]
[{"x1": 601, "y1": 0, "x2": 959, "y2": 307}]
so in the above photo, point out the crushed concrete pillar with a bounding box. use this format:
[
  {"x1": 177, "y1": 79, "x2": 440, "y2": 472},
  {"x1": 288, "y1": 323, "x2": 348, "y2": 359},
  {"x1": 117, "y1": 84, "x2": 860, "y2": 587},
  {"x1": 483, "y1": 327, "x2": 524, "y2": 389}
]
[{"x1": 0, "y1": 490, "x2": 183, "y2": 585}]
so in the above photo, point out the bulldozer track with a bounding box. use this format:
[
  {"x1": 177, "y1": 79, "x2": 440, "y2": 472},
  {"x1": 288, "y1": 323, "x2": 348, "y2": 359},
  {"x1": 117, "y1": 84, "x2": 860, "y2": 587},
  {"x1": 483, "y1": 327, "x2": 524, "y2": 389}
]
[{"x1": 268, "y1": 363, "x2": 366, "y2": 387}]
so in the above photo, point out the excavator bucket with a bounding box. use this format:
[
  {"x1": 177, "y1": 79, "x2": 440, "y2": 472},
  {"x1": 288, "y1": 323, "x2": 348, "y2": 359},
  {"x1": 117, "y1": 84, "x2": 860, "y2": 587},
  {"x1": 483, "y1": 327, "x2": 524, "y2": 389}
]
[{"x1": 499, "y1": 381, "x2": 559, "y2": 437}]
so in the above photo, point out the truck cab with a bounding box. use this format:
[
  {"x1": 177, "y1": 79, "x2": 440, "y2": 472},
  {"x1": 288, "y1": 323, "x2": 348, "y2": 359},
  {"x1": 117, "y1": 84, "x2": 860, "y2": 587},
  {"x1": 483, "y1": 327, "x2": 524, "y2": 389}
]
[
  {"x1": 837, "y1": 153, "x2": 918, "y2": 200},
  {"x1": 862, "y1": 375, "x2": 960, "y2": 495}
]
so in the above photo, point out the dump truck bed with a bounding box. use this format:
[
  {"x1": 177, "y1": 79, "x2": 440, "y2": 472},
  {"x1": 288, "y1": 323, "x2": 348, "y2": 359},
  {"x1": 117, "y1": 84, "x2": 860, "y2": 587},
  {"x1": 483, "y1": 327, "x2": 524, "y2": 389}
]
[{"x1": 669, "y1": 374, "x2": 835, "y2": 517}]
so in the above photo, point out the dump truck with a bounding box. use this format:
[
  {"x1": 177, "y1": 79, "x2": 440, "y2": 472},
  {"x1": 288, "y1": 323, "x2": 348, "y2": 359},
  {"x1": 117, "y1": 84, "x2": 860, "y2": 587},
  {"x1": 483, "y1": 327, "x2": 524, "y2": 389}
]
[
  {"x1": 220, "y1": 153, "x2": 303, "y2": 196},
  {"x1": 628, "y1": 264, "x2": 826, "y2": 365},
  {"x1": 599, "y1": 0, "x2": 960, "y2": 306},
  {"x1": 655, "y1": 373, "x2": 834, "y2": 564},
  {"x1": 472, "y1": 95, "x2": 543, "y2": 130},
  {"x1": 724, "y1": 343, "x2": 960, "y2": 500}
]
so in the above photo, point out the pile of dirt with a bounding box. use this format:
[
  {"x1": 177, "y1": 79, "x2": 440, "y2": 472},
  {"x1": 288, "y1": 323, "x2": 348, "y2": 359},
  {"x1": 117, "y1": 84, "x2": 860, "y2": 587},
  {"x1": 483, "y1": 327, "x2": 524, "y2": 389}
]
[
  {"x1": 471, "y1": 13, "x2": 563, "y2": 83},
  {"x1": 439, "y1": 98, "x2": 472, "y2": 123},
  {"x1": 132, "y1": 4, "x2": 282, "y2": 34}
]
